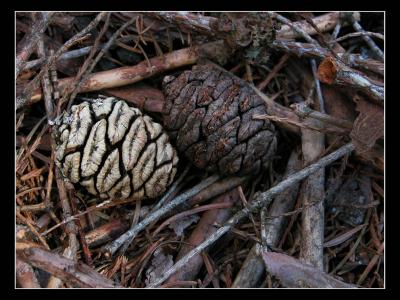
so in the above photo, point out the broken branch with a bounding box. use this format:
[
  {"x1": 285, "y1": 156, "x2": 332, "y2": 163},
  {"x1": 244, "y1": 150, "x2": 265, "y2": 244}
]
[{"x1": 17, "y1": 241, "x2": 118, "y2": 288}]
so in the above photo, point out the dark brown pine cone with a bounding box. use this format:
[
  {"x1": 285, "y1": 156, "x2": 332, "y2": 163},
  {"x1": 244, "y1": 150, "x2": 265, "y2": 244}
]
[
  {"x1": 162, "y1": 64, "x2": 277, "y2": 176},
  {"x1": 54, "y1": 97, "x2": 178, "y2": 201}
]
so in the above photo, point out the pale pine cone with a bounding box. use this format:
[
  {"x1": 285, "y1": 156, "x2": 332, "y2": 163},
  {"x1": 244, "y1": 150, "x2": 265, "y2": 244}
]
[{"x1": 54, "y1": 97, "x2": 178, "y2": 201}]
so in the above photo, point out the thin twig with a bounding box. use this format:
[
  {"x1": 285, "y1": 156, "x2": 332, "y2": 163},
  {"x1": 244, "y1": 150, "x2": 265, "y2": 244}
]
[
  {"x1": 272, "y1": 40, "x2": 384, "y2": 76},
  {"x1": 17, "y1": 202, "x2": 47, "y2": 212},
  {"x1": 160, "y1": 281, "x2": 198, "y2": 288},
  {"x1": 257, "y1": 53, "x2": 290, "y2": 90},
  {"x1": 352, "y1": 20, "x2": 384, "y2": 60},
  {"x1": 310, "y1": 59, "x2": 325, "y2": 113},
  {"x1": 253, "y1": 94, "x2": 351, "y2": 136},
  {"x1": 261, "y1": 250, "x2": 356, "y2": 288},
  {"x1": 331, "y1": 23, "x2": 342, "y2": 40},
  {"x1": 145, "y1": 12, "x2": 215, "y2": 37},
  {"x1": 36, "y1": 20, "x2": 54, "y2": 118},
  {"x1": 16, "y1": 210, "x2": 50, "y2": 250},
  {"x1": 70, "y1": 195, "x2": 94, "y2": 266},
  {"x1": 38, "y1": 27, "x2": 79, "y2": 279},
  {"x1": 330, "y1": 31, "x2": 384, "y2": 44},
  {"x1": 46, "y1": 171, "x2": 80, "y2": 288},
  {"x1": 40, "y1": 200, "x2": 114, "y2": 236},
  {"x1": 277, "y1": 12, "x2": 351, "y2": 40},
  {"x1": 118, "y1": 198, "x2": 142, "y2": 254},
  {"x1": 22, "y1": 35, "x2": 142, "y2": 71},
  {"x1": 260, "y1": 208, "x2": 268, "y2": 249},
  {"x1": 298, "y1": 57, "x2": 326, "y2": 271},
  {"x1": 290, "y1": 102, "x2": 353, "y2": 130}
]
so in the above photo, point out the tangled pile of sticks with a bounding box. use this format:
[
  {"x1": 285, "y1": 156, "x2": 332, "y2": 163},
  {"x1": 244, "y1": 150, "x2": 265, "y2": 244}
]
[{"x1": 16, "y1": 12, "x2": 384, "y2": 288}]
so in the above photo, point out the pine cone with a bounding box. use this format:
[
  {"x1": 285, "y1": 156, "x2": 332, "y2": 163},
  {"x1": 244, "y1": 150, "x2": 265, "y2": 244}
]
[
  {"x1": 162, "y1": 64, "x2": 277, "y2": 176},
  {"x1": 54, "y1": 97, "x2": 178, "y2": 201}
]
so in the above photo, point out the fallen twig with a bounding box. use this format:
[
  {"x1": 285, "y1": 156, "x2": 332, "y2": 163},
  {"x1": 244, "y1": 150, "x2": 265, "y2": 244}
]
[
  {"x1": 16, "y1": 241, "x2": 118, "y2": 288},
  {"x1": 298, "y1": 62, "x2": 326, "y2": 271},
  {"x1": 318, "y1": 56, "x2": 384, "y2": 103},
  {"x1": 311, "y1": 59, "x2": 326, "y2": 113},
  {"x1": 22, "y1": 34, "x2": 142, "y2": 71},
  {"x1": 160, "y1": 281, "x2": 198, "y2": 288},
  {"x1": 330, "y1": 31, "x2": 384, "y2": 44},
  {"x1": 156, "y1": 176, "x2": 248, "y2": 220},
  {"x1": 36, "y1": 37, "x2": 80, "y2": 286},
  {"x1": 47, "y1": 171, "x2": 80, "y2": 288},
  {"x1": 290, "y1": 102, "x2": 353, "y2": 130},
  {"x1": 232, "y1": 150, "x2": 302, "y2": 287},
  {"x1": 152, "y1": 203, "x2": 232, "y2": 237},
  {"x1": 323, "y1": 224, "x2": 367, "y2": 248},
  {"x1": 299, "y1": 112, "x2": 325, "y2": 271},
  {"x1": 85, "y1": 219, "x2": 129, "y2": 248},
  {"x1": 231, "y1": 246, "x2": 265, "y2": 288},
  {"x1": 16, "y1": 257, "x2": 41, "y2": 288},
  {"x1": 261, "y1": 250, "x2": 357, "y2": 288},
  {"x1": 272, "y1": 40, "x2": 384, "y2": 76},
  {"x1": 36, "y1": 15, "x2": 54, "y2": 118},
  {"x1": 351, "y1": 19, "x2": 384, "y2": 60},
  {"x1": 252, "y1": 90, "x2": 351, "y2": 136},
  {"x1": 25, "y1": 41, "x2": 226, "y2": 104}
]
